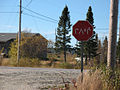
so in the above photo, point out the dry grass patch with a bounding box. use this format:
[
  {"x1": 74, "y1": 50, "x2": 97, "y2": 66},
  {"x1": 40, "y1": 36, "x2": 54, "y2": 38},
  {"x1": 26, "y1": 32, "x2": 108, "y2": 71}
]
[{"x1": 77, "y1": 70, "x2": 103, "y2": 90}]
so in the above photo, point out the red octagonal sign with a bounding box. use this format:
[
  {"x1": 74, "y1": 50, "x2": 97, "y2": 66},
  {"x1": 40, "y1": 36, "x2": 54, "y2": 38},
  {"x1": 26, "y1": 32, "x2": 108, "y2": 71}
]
[{"x1": 72, "y1": 20, "x2": 93, "y2": 41}]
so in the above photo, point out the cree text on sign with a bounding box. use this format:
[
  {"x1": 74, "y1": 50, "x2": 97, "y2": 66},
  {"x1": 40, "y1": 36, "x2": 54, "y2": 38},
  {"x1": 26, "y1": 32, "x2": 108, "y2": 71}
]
[{"x1": 72, "y1": 20, "x2": 93, "y2": 41}]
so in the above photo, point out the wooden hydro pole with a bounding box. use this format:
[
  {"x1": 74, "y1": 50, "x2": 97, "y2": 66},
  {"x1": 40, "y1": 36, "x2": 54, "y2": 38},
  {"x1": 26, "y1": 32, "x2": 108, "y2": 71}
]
[
  {"x1": 107, "y1": 0, "x2": 119, "y2": 69},
  {"x1": 17, "y1": 0, "x2": 22, "y2": 63}
]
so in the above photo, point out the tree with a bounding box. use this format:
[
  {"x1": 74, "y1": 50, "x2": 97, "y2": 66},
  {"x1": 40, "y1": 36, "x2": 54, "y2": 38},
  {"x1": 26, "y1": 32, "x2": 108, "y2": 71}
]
[
  {"x1": 9, "y1": 32, "x2": 48, "y2": 59},
  {"x1": 55, "y1": 5, "x2": 71, "y2": 63},
  {"x1": 21, "y1": 34, "x2": 47, "y2": 59},
  {"x1": 75, "y1": 6, "x2": 98, "y2": 65},
  {"x1": 102, "y1": 36, "x2": 108, "y2": 64},
  {"x1": 95, "y1": 34, "x2": 101, "y2": 64},
  {"x1": 47, "y1": 40, "x2": 55, "y2": 53},
  {"x1": 85, "y1": 6, "x2": 98, "y2": 61},
  {"x1": 107, "y1": 0, "x2": 119, "y2": 69},
  {"x1": 97, "y1": 39, "x2": 102, "y2": 64},
  {"x1": 75, "y1": 41, "x2": 82, "y2": 57}
]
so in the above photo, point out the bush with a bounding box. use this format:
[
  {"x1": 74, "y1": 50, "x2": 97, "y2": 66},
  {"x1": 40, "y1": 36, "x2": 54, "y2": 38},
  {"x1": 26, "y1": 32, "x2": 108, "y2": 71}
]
[
  {"x1": 9, "y1": 32, "x2": 47, "y2": 60},
  {"x1": 101, "y1": 66, "x2": 120, "y2": 90},
  {"x1": 59, "y1": 63, "x2": 74, "y2": 69},
  {"x1": 76, "y1": 70, "x2": 103, "y2": 90},
  {"x1": 71, "y1": 66, "x2": 120, "y2": 90},
  {"x1": 8, "y1": 58, "x2": 41, "y2": 67}
]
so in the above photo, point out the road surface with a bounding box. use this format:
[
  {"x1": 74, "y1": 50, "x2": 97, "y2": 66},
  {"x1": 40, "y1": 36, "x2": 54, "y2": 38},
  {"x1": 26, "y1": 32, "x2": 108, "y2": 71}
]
[{"x1": 0, "y1": 66, "x2": 83, "y2": 90}]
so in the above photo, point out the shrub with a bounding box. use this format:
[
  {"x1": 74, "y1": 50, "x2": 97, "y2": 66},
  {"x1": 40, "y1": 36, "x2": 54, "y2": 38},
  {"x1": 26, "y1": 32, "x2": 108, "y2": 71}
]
[
  {"x1": 9, "y1": 32, "x2": 47, "y2": 60},
  {"x1": 72, "y1": 66, "x2": 120, "y2": 90},
  {"x1": 59, "y1": 63, "x2": 74, "y2": 69},
  {"x1": 8, "y1": 58, "x2": 41, "y2": 67},
  {"x1": 101, "y1": 66, "x2": 120, "y2": 90}
]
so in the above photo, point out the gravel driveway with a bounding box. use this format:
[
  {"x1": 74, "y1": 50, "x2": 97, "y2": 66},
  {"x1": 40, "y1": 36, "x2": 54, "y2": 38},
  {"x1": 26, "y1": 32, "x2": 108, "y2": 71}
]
[{"x1": 0, "y1": 66, "x2": 83, "y2": 90}]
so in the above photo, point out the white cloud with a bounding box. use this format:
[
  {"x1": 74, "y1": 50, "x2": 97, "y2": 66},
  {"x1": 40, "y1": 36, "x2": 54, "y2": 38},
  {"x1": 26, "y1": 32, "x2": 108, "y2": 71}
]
[{"x1": 0, "y1": 25, "x2": 17, "y2": 30}]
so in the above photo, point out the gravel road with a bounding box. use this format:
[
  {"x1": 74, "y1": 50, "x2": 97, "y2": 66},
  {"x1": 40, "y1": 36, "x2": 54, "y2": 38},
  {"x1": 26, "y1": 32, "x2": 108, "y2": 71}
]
[{"x1": 0, "y1": 66, "x2": 84, "y2": 90}]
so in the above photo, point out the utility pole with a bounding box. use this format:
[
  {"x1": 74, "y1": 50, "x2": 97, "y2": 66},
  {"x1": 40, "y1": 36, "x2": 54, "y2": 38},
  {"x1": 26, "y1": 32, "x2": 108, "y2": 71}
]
[
  {"x1": 17, "y1": 0, "x2": 22, "y2": 63},
  {"x1": 107, "y1": 0, "x2": 119, "y2": 69}
]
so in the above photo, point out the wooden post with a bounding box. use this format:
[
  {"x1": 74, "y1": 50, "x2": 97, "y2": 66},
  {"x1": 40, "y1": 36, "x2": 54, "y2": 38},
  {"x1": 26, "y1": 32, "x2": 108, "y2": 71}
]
[
  {"x1": 17, "y1": 0, "x2": 22, "y2": 63},
  {"x1": 107, "y1": 0, "x2": 119, "y2": 69}
]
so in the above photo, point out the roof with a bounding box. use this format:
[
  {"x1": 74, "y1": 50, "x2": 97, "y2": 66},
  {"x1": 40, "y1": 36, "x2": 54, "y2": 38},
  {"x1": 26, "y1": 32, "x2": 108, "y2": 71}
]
[
  {"x1": 0, "y1": 33, "x2": 47, "y2": 42},
  {"x1": 0, "y1": 33, "x2": 17, "y2": 42}
]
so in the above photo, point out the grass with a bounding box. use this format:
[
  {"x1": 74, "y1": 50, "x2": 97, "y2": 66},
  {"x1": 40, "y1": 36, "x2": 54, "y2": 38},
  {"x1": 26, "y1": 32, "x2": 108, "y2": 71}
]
[
  {"x1": 69, "y1": 66, "x2": 120, "y2": 90},
  {"x1": 0, "y1": 56, "x2": 3, "y2": 65},
  {"x1": 0, "y1": 53, "x2": 96, "y2": 69}
]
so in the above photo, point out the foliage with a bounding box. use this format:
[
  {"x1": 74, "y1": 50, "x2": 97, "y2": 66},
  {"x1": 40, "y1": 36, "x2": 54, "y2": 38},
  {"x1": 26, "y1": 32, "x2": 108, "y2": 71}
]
[
  {"x1": 100, "y1": 66, "x2": 120, "y2": 90},
  {"x1": 96, "y1": 39, "x2": 102, "y2": 65},
  {"x1": 8, "y1": 58, "x2": 41, "y2": 67},
  {"x1": 75, "y1": 41, "x2": 82, "y2": 57},
  {"x1": 47, "y1": 40, "x2": 55, "y2": 53},
  {"x1": 85, "y1": 6, "x2": 98, "y2": 61},
  {"x1": 70, "y1": 65, "x2": 120, "y2": 90},
  {"x1": 59, "y1": 63, "x2": 73, "y2": 69},
  {"x1": 102, "y1": 36, "x2": 108, "y2": 64},
  {"x1": 0, "y1": 47, "x2": 4, "y2": 54},
  {"x1": 9, "y1": 32, "x2": 47, "y2": 59},
  {"x1": 21, "y1": 35, "x2": 47, "y2": 59},
  {"x1": 75, "y1": 6, "x2": 98, "y2": 63},
  {"x1": 55, "y1": 5, "x2": 71, "y2": 62}
]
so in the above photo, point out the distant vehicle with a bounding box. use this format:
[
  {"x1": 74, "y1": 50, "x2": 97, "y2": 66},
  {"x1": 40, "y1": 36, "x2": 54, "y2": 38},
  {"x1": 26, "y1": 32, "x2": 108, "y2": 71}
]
[
  {"x1": 0, "y1": 53, "x2": 8, "y2": 58},
  {"x1": 74, "y1": 57, "x2": 85, "y2": 62}
]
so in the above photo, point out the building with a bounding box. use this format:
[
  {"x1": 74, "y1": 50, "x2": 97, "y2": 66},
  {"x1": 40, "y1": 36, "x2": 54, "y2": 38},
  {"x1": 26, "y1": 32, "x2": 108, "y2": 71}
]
[
  {"x1": 0, "y1": 33, "x2": 16, "y2": 56},
  {"x1": 0, "y1": 33, "x2": 47, "y2": 58}
]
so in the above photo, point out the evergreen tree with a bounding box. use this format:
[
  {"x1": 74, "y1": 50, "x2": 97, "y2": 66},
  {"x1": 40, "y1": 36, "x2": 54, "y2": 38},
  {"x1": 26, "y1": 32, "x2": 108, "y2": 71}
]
[
  {"x1": 75, "y1": 41, "x2": 88, "y2": 65},
  {"x1": 75, "y1": 41, "x2": 82, "y2": 57},
  {"x1": 75, "y1": 6, "x2": 98, "y2": 65},
  {"x1": 102, "y1": 36, "x2": 108, "y2": 64},
  {"x1": 95, "y1": 34, "x2": 101, "y2": 64},
  {"x1": 55, "y1": 6, "x2": 71, "y2": 63},
  {"x1": 85, "y1": 6, "x2": 98, "y2": 61}
]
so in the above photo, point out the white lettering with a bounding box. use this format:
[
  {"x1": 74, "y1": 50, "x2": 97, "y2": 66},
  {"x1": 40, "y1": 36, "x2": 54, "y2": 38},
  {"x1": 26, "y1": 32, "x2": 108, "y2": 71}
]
[
  {"x1": 75, "y1": 28, "x2": 79, "y2": 34},
  {"x1": 74, "y1": 27, "x2": 91, "y2": 35},
  {"x1": 79, "y1": 29, "x2": 84, "y2": 34},
  {"x1": 84, "y1": 29, "x2": 86, "y2": 32},
  {"x1": 87, "y1": 27, "x2": 91, "y2": 34}
]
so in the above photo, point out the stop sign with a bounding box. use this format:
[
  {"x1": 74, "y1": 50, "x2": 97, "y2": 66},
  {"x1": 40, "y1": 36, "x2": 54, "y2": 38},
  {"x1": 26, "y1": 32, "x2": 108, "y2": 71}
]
[{"x1": 72, "y1": 20, "x2": 93, "y2": 41}]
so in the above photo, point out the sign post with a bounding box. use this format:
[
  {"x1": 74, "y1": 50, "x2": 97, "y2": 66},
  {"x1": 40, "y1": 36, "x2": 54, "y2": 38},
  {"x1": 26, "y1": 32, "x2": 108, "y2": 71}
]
[
  {"x1": 81, "y1": 41, "x2": 83, "y2": 82},
  {"x1": 72, "y1": 20, "x2": 93, "y2": 82}
]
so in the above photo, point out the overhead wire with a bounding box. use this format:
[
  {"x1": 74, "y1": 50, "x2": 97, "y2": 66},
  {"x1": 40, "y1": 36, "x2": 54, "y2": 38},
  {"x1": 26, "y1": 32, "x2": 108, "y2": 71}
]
[
  {"x1": 22, "y1": 12, "x2": 57, "y2": 23},
  {"x1": 22, "y1": 6, "x2": 58, "y2": 22},
  {"x1": 25, "y1": 0, "x2": 32, "y2": 7}
]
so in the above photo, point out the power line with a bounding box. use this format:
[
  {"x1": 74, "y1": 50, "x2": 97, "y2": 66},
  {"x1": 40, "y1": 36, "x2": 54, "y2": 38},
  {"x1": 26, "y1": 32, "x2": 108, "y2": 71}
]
[
  {"x1": 25, "y1": 0, "x2": 32, "y2": 7},
  {"x1": 22, "y1": 6, "x2": 58, "y2": 22},
  {"x1": 0, "y1": 12, "x2": 18, "y2": 13},
  {"x1": 95, "y1": 28, "x2": 119, "y2": 30},
  {"x1": 22, "y1": 12, "x2": 57, "y2": 23}
]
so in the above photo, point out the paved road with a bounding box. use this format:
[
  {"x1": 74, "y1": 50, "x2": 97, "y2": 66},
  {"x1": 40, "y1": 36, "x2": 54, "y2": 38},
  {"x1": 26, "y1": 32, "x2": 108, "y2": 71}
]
[{"x1": 0, "y1": 66, "x2": 82, "y2": 90}]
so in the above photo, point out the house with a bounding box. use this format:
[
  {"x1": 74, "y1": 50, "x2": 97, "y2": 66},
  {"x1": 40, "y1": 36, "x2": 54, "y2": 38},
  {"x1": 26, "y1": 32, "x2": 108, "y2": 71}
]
[
  {"x1": 0, "y1": 33, "x2": 16, "y2": 56},
  {"x1": 0, "y1": 33, "x2": 48, "y2": 58}
]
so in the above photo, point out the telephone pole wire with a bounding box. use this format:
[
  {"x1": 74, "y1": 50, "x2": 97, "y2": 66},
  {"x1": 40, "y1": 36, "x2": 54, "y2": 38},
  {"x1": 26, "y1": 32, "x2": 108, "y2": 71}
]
[{"x1": 17, "y1": 0, "x2": 22, "y2": 63}]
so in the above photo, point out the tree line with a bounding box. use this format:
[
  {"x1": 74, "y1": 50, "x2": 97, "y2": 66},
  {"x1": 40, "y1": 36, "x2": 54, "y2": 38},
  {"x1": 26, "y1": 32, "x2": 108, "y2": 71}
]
[
  {"x1": 8, "y1": 5, "x2": 120, "y2": 66},
  {"x1": 55, "y1": 5, "x2": 120, "y2": 65}
]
